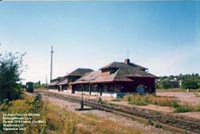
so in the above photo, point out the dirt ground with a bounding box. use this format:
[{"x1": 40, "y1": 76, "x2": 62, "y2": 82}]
[
  {"x1": 174, "y1": 112, "x2": 200, "y2": 120},
  {"x1": 110, "y1": 101, "x2": 174, "y2": 113},
  {"x1": 157, "y1": 91, "x2": 200, "y2": 119},
  {"x1": 156, "y1": 91, "x2": 200, "y2": 106}
]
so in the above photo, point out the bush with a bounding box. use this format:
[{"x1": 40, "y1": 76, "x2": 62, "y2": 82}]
[
  {"x1": 33, "y1": 94, "x2": 42, "y2": 103},
  {"x1": 32, "y1": 94, "x2": 43, "y2": 113},
  {"x1": 0, "y1": 52, "x2": 25, "y2": 102}
]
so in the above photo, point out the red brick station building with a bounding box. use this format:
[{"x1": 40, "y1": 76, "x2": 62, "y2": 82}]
[{"x1": 49, "y1": 59, "x2": 157, "y2": 97}]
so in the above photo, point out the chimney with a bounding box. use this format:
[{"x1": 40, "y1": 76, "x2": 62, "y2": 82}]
[{"x1": 125, "y1": 58, "x2": 130, "y2": 65}]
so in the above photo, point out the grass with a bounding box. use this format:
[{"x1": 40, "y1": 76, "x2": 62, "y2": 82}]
[
  {"x1": 157, "y1": 88, "x2": 186, "y2": 92},
  {"x1": 174, "y1": 106, "x2": 190, "y2": 113},
  {"x1": 0, "y1": 93, "x2": 77, "y2": 134},
  {"x1": 157, "y1": 88, "x2": 200, "y2": 92},
  {"x1": 111, "y1": 98, "x2": 123, "y2": 101},
  {"x1": 124, "y1": 94, "x2": 200, "y2": 113},
  {"x1": 0, "y1": 92, "x2": 143, "y2": 134},
  {"x1": 174, "y1": 102, "x2": 200, "y2": 113},
  {"x1": 124, "y1": 94, "x2": 178, "y2": 107},
  {"x1": 79, "y1": 112, "x2": 142, "y2": 134},
  {"x1": 193, "y1": 92, "x2": 200, "y2": 97}
]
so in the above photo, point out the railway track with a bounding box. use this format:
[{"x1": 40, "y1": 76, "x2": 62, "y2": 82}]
[{"x1": 33, "y1": 90, "x2": 200, "y2": 134}]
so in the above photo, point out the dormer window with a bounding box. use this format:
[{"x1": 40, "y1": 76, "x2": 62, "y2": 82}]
[{"x1": 101, "y1": 67, "x2": 118, "y2": 76}]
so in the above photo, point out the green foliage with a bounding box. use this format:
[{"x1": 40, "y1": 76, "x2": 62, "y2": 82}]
[
  {"x1": 154, "y1": 122, "x2": 162, "y2": 128},
  {"x1": 0, "y1": 52, "x2": 25, "y2": 103},
  {"x1": 98, "y1": 97, "x2": 102, "y2": 103},
  {"x1": 156, "y1": 73, "x2": 200, "y2": 89},
  {"x1": 128, "y1": 96, "x2": 131, "y2": 102},
  {"x1": 32, "y1": 94, "x2": 43, "y2": 113},
  {"x1": 125, "y1": 94, "x2": 200, "y2": 113},
  {"x1": 146, "y1": 119, "x2": 154, "y2": 126},
  {"x1": 129, "y1": 101, "x2": 147, "y2": 106},
  {"x1": 33, "y1": 81, "x2": 48, "y2": 89},
  {"x1": 33, "y1": 94, "x2": 42, "y2": 104},
  {"x1": 171, "y1": 101, "x2": 179, "y2": 108},
  {"x1": 0, "y1": 94, "x2": 77, "y2": 134},
  {"x1": 181, "y1": 79, "x2": 199, "y2": 89},
  {"x1": 161, "y1": 80, "x2": 171, "y2": 89},
  {"x1": 34, "y1": 81, "x2": 41, "y2": 88},
  {"x1": 174, "y1": 106, "x2": 190, "y2": 113}
]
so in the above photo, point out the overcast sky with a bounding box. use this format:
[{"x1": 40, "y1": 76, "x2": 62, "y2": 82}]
[{"x1": 0, "y1": 2, "x2": 199, "y2": 83}]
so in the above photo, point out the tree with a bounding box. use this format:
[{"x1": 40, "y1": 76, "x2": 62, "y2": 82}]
[
  {"x1": 161, "y1": 80, "x2": 171, "y2": 89},
  {"x1": 0, "y1": 52, "x2": 25, "y2": 103},
  {"x1": 181, "y1": 79, "x2": 199, "y2": 89}
]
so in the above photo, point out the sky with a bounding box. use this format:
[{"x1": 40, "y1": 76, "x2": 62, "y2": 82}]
[{"x1": 0, "y1": 1, "x2": 199, "y2": 84}]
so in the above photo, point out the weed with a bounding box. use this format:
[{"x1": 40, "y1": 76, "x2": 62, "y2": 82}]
[
  {"x1": 98, "y1": 97, "x2": 102, "y2": 103},
  {"x1": 111, "y1": 98, "x2": 122, "y2": 101},
  {"x1": 129, "y1": 101, "x2": 147, "y2": 106},
  {"x1": 124, "y1": 94, "x2": 178, "y2": 107},
  {"x1": 171, "y1": 101, "x2": 179, "y2": 108},
  {"x1": 155, "y1": 122, "x2": 162, "y2": 128},
  {"x1": 174, "y1": 106, "x2": 190, "y2": 113},
  {"x1": 146, "y1": 119, "x2": 154, "y2": 126}
]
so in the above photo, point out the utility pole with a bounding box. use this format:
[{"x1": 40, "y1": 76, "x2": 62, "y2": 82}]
[{"x1": 50, "y1": 46, "x2": 54, "y2": 82}]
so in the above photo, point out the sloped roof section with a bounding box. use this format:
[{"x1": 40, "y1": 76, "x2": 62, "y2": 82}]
[
  {"x1": 114, "y1": 67, "x2": 157, "y2": 81},
  {"x1": 48, "y1": 81, "x2": 59, "y2": 86},
  {"x1": 100, "y1": 62, "x2": 147, "y2": 71},
  {"x1": 73, "y1": 71, "x2": 102, "y2": 83},
  {"x1": 129, "y1": 63, "x2": 148, "y2": 70},
  {"x1": 72, "y1": 61, "x2": 156, "y2": 84},
  {"x1": 57, "y1": 78, "x2": 68, "y2": 85},
  {"x1": 56, "y1": 68, "x2": 93, "y2": 85},
  {"x1": 67, "y1": 68, "x2": 93, "y2": 77},
  {"x1": 48, "y1": 77, "x2": 63, "y2": 86},
  {"x1": 72, "y1": 70, "x2": 119, "y2": 84}
]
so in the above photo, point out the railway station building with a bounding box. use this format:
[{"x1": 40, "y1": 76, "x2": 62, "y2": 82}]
[{"x1": 71, "y1": 59, "x2": 157, "y2": 97}]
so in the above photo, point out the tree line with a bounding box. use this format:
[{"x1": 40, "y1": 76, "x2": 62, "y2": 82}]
[{"x1": 156, "y1": 74, "x2": 200, "y2": 89}]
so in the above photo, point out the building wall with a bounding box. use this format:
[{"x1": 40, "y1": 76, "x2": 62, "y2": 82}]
[
  {"x1": 71, "y1": 78, "x2": 156, "y2": 95},
  {"x1": 132, "y1": 78, "x2": 155, "y2": 93}
]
